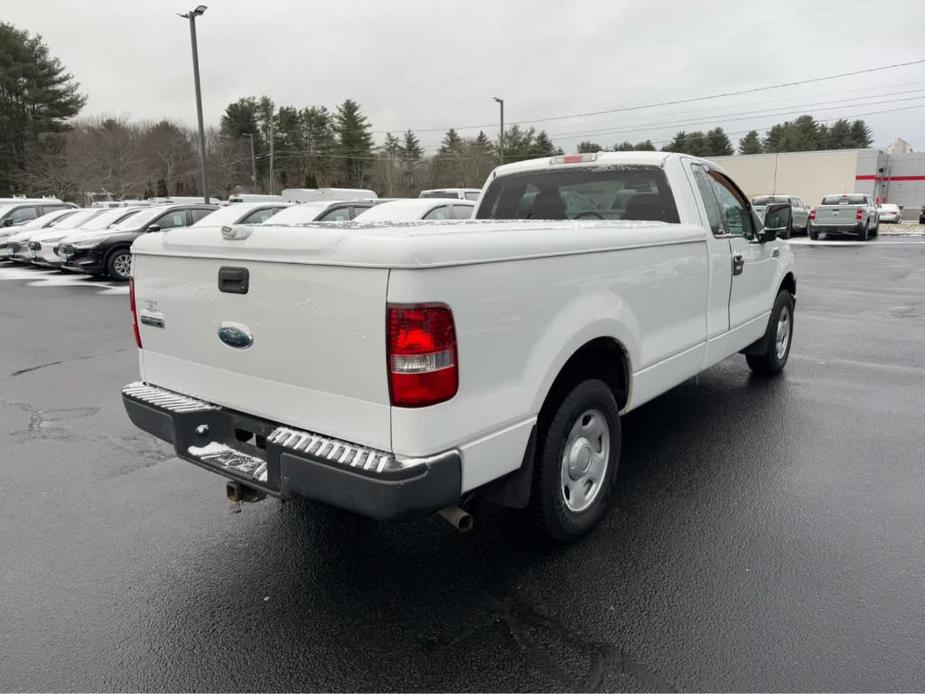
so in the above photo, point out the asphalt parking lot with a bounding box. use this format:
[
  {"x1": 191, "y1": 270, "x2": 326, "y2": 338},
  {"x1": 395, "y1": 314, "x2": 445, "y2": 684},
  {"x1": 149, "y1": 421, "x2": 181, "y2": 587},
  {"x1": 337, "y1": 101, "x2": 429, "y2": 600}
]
[{"x1": 1, "y1": 238, "x2": 924, "y2": 692}]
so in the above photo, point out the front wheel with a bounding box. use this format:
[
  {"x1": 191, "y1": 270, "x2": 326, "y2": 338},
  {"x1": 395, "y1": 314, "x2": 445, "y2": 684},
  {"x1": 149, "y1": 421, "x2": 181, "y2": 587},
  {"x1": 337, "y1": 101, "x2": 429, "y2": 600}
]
[
  {"x1": 106, "y1": 248, "x2": 132, "y2": 281},
  {"x1": 530, "y1": 379, "x2": 621, "y2": 542},
  {"x1": 746, "y1": 290, "x2": 794, "y2": 376}
]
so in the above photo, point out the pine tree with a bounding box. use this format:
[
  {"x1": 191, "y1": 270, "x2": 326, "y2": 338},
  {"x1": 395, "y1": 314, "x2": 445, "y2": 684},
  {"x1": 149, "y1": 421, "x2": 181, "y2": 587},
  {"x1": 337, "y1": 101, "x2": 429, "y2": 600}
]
[
  {"x1": 577, "y1": 141, "x2": 603, "y2": 153},
  {"x1": 738, "y1": 130, "x2": 763, "y2": 154},
  {"x1": 439, "y1": 129, "x2": 464, "y2": 155},
  {"x1": 849, "y1": 120, "x2": 873, "y2": 148},
  {"x1": 333, "y1": 99, "x2": 373, "y2": 186},
  {"x1": 612, "y1": 141, "x2": 635, "y2": 151},
  {"x1": 634, "y1": 140, "x2": 656, "y2": 151},
  {"x1": 763, "y1": 124, "x2": 786, "y2": 153},
  {"x1": 664, "y1": 131, "x2": 688, "y2": 153},
  {"x1": 400, "y1": 129, "x2": 423, "y2": 161},
  {"x1": 684, "y1": 131, "x2": 707, "y2": 156},
  {"x1": 383, "y1": 133, "x2": 401, "y2": 157},
  {"x1": 704, "y1": 128, "x2": 733, "y2": 156},
  {"x1": 0, "y1": 23, "x2": 86, "y2": 192},
  {"x1": 826, "y1": 119, "x2": 852, "y2": 149}
]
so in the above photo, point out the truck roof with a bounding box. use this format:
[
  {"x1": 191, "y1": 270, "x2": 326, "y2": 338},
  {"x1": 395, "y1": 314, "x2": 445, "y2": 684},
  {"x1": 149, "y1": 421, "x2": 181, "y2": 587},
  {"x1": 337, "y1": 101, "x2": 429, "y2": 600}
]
[{"x1": 491, "y1": 151, "x2": 675, "y2": 178}]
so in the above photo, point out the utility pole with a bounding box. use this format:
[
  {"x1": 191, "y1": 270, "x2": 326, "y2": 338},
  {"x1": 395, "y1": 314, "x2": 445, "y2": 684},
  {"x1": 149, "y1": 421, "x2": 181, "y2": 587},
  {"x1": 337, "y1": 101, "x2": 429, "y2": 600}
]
[
  {"x1": 493, "y1": 96, "x2": 504, "y2": 164},
  {"x1": 179, "y1": 5, "x2": 209, "y2": 204},
  {"x1": 267, "y1": 121, "x2": 274, "y2": 194},
  {"x1": 244, "y1": 133, "x2": 257, "y2": 191}
]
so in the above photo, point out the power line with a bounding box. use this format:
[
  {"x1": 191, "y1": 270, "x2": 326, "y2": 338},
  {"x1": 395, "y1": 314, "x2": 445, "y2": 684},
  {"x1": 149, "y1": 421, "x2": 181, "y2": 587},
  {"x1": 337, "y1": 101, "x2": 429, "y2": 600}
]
[
  {"x1": 544, "y1": 91, "x2": 925, "y2": 141},
  {"x1": 372, "y1": 56, "x2": 925, "y2": 135}
]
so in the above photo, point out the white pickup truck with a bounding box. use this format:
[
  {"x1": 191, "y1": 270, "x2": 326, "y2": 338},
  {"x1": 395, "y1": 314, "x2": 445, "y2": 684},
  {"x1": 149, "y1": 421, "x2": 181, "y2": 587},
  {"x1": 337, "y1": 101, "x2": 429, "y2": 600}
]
[{"x1": 122, "y1": 152, "x2": 796, "y2": 541}]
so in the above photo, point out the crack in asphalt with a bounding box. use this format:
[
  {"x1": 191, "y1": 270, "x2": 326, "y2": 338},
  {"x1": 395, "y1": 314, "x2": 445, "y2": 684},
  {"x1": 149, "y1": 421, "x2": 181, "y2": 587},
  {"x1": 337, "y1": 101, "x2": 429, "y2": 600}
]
[
  {"x1": 428, "y1": 528, "x2": 682, "y2": 691},
  {"x1": 9, "y1": 347, "x2": 131, "y2": 377}
]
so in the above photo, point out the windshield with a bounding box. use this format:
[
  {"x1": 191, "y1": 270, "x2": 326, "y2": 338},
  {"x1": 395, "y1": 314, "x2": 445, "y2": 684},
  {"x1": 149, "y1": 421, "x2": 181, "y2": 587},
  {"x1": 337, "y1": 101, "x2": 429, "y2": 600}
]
[
  {"x1": 80, "y1": 208, "x2": 143, "y2": 231},
  {"x1": 50, "y1": 209, "x2": 106, "y2": 230},
  {"x1": 821, "y1": 194, "x2": 867, "y2": 205},
  {"x1": 420, "y1": 191, "x2": 459, "y2": 199},
  {"x1": 191, "y1": 205, "x2": 276, "y2": 227},
  {"x1": 752, "y1": 196, "x2": 789, "y2": 205},
  {"x1": 264, "y1": 203, "x2": 330, "y2": 224},
  {"x1": 111, "y1": 206, "x2": 166, "y2": 230},
  {"x1": 476, "y1": 165, "x2": 680, "y2": 222}
]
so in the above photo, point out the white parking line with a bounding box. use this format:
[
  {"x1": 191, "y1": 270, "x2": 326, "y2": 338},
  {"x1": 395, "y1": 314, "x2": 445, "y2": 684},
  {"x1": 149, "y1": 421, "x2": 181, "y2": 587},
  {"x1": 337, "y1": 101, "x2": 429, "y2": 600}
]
[{"x1": 0, "y1": 264, "x2": 128, "y2": 294}]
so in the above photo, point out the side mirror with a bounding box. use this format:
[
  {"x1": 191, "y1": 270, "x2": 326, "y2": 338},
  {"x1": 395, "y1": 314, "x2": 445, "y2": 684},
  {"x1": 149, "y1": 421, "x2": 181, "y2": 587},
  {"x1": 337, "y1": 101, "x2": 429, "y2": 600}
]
[
  {"x1": 758, "y1": 202, "x2": 791, "y2": 243},
  {"x1": 146, "y1": 224, "x2": 161, "y2": 232},
  {"x1": 2, "y1": 218, "x2": 13, "y2": 227}
]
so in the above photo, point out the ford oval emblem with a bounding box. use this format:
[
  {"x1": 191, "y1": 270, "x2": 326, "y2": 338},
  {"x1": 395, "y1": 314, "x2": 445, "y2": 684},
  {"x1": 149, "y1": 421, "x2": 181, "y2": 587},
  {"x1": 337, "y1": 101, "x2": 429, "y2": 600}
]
[{"x1": 217, "y1": 322, "x2": 253, "y2": 349}]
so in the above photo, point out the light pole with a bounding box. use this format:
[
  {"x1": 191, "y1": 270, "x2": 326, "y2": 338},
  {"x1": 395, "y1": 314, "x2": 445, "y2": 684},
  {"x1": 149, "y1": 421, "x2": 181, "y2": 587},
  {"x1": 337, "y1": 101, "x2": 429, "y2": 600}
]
[
  {"x1": 179, "y1": 5, "x2": 210, "y2": 204},
  {"x1": 493, "y1": 96, "x2": 504, "y2": 163},
  {"x1": 244, "y1": 133, "x2": 257, "y2": 191}
]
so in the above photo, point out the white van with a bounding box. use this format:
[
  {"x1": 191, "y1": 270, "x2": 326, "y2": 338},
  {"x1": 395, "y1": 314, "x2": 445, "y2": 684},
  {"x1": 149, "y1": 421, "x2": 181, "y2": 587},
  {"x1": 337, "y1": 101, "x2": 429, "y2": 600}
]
[
  {"x1": 280, "y1": 188, "x2": 378, "y2": 204},
  {"x1": 227, "y1": 193, "x2": 286, "y2": 204}
]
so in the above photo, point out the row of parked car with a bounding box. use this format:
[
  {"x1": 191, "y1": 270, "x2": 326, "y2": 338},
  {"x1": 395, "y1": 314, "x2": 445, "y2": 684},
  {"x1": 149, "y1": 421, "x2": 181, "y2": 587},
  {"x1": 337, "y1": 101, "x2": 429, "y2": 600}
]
[
  {"x1": 750, "y1": 192, "x2": 908, "y2": 241},
  {"x1": 0, "y1": 194, "x2": 477, "y2": 280}
]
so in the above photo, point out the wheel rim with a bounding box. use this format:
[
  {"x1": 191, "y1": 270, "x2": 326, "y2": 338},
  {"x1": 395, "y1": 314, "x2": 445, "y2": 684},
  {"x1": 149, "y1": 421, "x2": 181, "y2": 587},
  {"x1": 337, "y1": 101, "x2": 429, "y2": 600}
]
[
  {"x1": 112, "y1": 253, "x2": 131, "y2": 279},
  {"x1": 560, "y1": 408, "x2": 610, "y2": 513},
  {"x1": 775, "y1": 304, "x2": 791, "y2": 359}
]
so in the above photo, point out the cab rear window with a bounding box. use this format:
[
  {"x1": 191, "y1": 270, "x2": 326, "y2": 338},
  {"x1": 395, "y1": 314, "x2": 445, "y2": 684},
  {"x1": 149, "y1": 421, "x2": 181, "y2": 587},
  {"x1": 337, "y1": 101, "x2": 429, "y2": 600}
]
[
  {"x1": 821, "y1": 195, "x2": 867, "y2": 205},
  {"x1": 476, "y1": 165, "x2": 679, "y2": 222}
]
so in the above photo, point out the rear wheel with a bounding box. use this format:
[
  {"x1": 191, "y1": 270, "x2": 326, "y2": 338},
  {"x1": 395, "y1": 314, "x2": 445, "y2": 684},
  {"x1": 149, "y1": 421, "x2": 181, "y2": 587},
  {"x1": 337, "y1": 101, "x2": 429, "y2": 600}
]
[
  {"x1": 746, "y1": 290, "x2": 794, "y2": 376},
  {"x1": 530, "y1": 379, "x2": 620, "y2": 542},
  {"x1": 106, "y1": 248, "x2": 132, "y2": 281},
  {"x1": 809, "y1": 225, "x2": 819, "y2": 240},
  {"x1": 857, "y1": 223, "x2": 869, "y2": 241}
]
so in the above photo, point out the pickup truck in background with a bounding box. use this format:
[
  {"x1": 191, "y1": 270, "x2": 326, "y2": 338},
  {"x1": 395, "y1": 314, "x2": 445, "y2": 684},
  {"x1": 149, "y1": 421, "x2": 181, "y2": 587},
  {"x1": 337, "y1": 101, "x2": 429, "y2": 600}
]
[
  {"x1": 809, "y1": 193, "x2": 879, "y2": 240},
  {"x1": 752, "y1": 194, "x2": 810, "y2": 238},
  {"x1": 122, "y1": 152, "x2": 796, "y2": 542}
]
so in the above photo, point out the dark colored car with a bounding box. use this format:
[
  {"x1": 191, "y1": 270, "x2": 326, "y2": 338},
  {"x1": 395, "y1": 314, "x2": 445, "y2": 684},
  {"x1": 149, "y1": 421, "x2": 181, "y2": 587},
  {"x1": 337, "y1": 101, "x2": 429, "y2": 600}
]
[
  {"x1": 0, "y1": 200, "x2": 77, "y2": 228},
  {"x1": 58, "y1": 204, "x2": 217, "y2": 280}
]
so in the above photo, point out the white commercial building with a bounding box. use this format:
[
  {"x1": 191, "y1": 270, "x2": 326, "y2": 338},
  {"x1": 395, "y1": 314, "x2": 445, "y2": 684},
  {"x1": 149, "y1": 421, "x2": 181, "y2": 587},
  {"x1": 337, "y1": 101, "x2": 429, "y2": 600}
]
[{"x1": 710, "y1": 144, "x2": 925, "y2": 211}]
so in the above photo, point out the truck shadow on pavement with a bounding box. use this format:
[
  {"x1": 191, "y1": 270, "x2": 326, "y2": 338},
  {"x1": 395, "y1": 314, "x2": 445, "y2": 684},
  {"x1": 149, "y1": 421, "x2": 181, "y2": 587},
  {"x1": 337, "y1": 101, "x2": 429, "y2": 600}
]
[{"x1": 137, "y1": 360, "x2": 797, "y2": 691}]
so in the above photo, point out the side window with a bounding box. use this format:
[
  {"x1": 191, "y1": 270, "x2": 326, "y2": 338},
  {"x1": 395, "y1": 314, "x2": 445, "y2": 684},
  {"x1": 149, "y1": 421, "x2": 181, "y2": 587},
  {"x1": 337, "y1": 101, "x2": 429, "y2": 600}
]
[
  {"x1": 41, "y1": 204, "x2": 68, "y2": 215},
  {"x1": 188, "y1": 208, "x2": 213, "y2": 224},
  {"x1": 464, "y1": 192, "x2": 480, "y2": 201},
  {"x1": 451, "y1": 204, "x2": 473, "y2": 220},
  {"x1": 240, "y1": 207, "x2": 279, "y2": 224},
  {"x1": 690, "y1": 165, "x2": 723, "y2": 235},
  {"x1": 709, "y1": 172, "x2": 754, "y2": 237},
  {"x1": 423, "y1": 205, "x2": 451, "y2": 220},
  {"x1": 10, "y1": 206, "x2": 38, "y2": 224},
  {"x1": 318, "y1": 206, "x2": 351, "y2": 222},
  {"x1": 154, "y1": 210, "x2": 189, "y2": 230}
]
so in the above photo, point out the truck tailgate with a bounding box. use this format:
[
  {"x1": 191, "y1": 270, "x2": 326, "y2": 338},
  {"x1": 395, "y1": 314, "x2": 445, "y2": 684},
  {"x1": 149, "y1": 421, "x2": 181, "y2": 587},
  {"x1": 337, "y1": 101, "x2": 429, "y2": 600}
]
[
  {"x1": 132, "y1": 245, "x2": 391, "y2": 451},
  {"x1": 814, "y1": 205, "x2": 859, "y2": 225}
]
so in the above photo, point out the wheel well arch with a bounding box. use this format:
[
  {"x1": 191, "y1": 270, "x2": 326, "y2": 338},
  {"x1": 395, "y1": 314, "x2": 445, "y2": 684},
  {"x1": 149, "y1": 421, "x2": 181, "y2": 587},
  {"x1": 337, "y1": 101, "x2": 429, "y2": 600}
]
[
  {"x1": 780, "y1": 271, "x2": 796, "y2": 299},
  {"x1": 539, "y1": 337, "x2": 630, "y2": 424}
]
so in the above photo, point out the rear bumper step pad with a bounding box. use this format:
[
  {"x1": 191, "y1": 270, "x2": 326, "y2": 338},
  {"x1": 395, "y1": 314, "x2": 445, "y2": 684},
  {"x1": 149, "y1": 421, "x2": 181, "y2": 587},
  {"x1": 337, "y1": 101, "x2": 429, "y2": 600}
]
[{"x1": 121, "y1": 381, "x2": 461, "y2": 520}]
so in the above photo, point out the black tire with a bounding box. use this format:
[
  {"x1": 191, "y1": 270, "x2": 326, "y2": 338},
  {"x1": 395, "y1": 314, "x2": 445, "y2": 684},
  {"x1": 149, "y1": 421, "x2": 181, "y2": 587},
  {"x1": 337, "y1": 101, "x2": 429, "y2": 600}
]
[
  {"x1": 808, "y1": 225, "x2": 819, "y2": 240},
  {"x1": 779, "y1": 220, "x2": 792, "y2": 240},
  {"x1": 870, "y1": 219, "x2": 879, "y2": 237},
  {"x1": 746, "y1": 290, "x2": 794, "y2": 377},
  {"x1": 530, "y1": 378, "x2": 621, "y2": 542},
  {"x1": 105, "y1": 247, "x2": 132, "y2": 281},
  {"x1": 857, "y1": 223, "x2": 869, "y2": 241}
]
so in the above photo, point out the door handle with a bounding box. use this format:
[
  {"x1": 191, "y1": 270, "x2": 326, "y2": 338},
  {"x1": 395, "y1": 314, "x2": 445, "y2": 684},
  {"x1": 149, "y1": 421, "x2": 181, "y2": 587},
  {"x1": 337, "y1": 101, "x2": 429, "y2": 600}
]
[{"x1": 732, "y1": 254, "x2": 745, "y2": 276}]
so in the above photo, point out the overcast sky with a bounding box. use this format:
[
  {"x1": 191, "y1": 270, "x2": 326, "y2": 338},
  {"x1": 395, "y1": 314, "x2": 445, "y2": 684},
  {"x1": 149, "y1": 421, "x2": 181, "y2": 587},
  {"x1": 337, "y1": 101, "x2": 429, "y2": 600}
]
[{"x1": 3, "y1": 0, "x2": 924, "y2": 153}]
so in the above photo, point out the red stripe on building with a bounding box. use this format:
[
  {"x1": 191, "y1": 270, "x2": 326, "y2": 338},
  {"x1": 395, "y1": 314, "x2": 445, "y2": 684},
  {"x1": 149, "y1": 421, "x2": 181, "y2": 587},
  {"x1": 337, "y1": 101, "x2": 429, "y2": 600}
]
[{"x1": 856, "y1": 174, "x2": 925, "y2": 181}]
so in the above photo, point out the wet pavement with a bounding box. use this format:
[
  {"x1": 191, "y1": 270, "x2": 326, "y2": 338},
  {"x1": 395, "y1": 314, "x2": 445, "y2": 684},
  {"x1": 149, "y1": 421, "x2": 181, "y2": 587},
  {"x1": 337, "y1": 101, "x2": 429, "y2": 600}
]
[{"x1": 1, "y1": 239, "x2": 924, "y2": 691}]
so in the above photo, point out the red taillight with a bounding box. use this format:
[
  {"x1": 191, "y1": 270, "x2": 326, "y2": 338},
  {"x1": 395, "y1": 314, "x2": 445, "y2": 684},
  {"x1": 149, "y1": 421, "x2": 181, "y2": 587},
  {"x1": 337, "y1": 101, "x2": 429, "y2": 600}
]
[
  {"x1": 387, "y1": 304, "x2": 458, "y2": 407},
  {"x1": 856, "y1": 208, "x2": 864, "y2": 221},
  {"x1": 129, "y1": 277, "x2": 142, "y2": 348},
  {"x1": 809, "y1": 209, "x2": 816, "y2": 220}
]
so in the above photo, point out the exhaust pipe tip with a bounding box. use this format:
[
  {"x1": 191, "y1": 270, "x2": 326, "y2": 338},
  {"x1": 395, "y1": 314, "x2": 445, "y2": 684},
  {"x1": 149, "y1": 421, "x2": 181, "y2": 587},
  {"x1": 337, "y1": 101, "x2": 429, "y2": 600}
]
[{"x1": 438, "y1": 505, "x2": 473, "y2": 533}]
